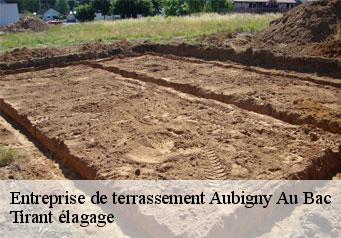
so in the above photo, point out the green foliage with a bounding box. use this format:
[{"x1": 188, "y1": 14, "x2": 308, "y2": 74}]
[
  {"x1": 184, "y1": 0, "x2": 206, "y2": 14},
  {"x1": 138, "y1": 0, "x2": 153, "y2": 16},
  {"x1": 0, "y1": 146, "x2": 18, "y2": 167},
  {"x1": 165, "y1": 0, "x2": 234, "y2": 16},
  {"x1": 112, "y1": 0, "x2": 153, "y2": 18},
  {"x1": 226, "y1": 0, "x2": 233, "y2": 12},
  {"x1": 164, "y1": 0, "x2": 182, "y2": 16},
  {"x1": 22, "y1": 0, "x2": 41, "y2": 13},
  {"x1": 43, "y1": 0, "x2": 57, "y2": 9},
  {"x1": 92, "y1": 0, "x2": 111, "y2": 16},
  {"x1": 151, "y1": 0, "x2": 163, "y2": 15},
  {"x1": 55, "y1": 0, "x2": 68, "y2": 15},
  {"x1": 205, "y1": 0, "x2": 227, "y2": 13},
  {"x1": 112, "y1": 0, "x2": 133, "y2": 17},
  {"x1": 75, "y1": 3, "x2": 95, "y2": 22},
  {"x1": 67, "y1": 0, "x2": 76, "y2": 11}
]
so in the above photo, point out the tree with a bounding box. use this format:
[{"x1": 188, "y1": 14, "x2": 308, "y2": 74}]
[
  {"x1": 184, "y1": 0, "x2": 206, "y2": 14},
  {"x1": 92, "y1": 0, "x2": 111, "y2": 18},
  {"x1": 75, "y1": 3, "x2": 95, "y2": 21},
  {"x1": 67, "y1": 0, "x2": 76, "y2": 11},
  {"x1": 112, "y1": 0, "x2": 153, "y2": 18},
  {"x1": 137, "y1": 0, "x2": 153, "y2": 16},
  {"x1": 22, "y1": 0, "x2": 41, "y2": 13},
  {"x1": 205, "y1": 0, "x2": 233, "y2": 13},
  {"x1": 226, "y1": 0, "x2": 233, "y2": 12},
  {"x1": 112, "y1": 0, "x2": 136, "y2": 18},
  {"x1": 42, "y1": 0, "x2": 56, "y2": 9},
  {"x1": 163, "y1": 0, "x2": 181, "y2": 16},
  {"x1": 55, "y1": 0, "x2": 68, "y2": 15},
  {"x1": 151, "y1": 0, "x2": 163, "y2": 15}
]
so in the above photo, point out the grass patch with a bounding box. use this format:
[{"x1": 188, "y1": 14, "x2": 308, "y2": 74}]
[
  {"x1": 0, "y1": 145, "x2": 20, "y2": 167},
  {"x1": 0, "y1": 13, "x2": 280, "y2": 52},
  {"x1": 335, "y1": 22, "x2": 341, "y2": 41}
]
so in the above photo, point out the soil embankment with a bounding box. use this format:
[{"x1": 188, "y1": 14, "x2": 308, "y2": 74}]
[
  {"x1": 0, "y1": 16, "x2": 49, "y2": 33},
  {"x1": 254, "y1": 0, "x2": 341, "y2": 58}
]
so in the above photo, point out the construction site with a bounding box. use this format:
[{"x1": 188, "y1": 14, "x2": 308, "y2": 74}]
[{"x1": 0, "y1": 0, "x2": 340, "y2": 180}]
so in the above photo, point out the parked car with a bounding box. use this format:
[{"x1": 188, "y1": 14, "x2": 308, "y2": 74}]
[{"x1": 47, "y1": 20, "x2": 63, "y2": 25}]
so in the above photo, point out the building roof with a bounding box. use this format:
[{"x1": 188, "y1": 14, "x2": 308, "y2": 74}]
[{"x1": 44, "y1": 8, "x2": 60, "y2": 15}]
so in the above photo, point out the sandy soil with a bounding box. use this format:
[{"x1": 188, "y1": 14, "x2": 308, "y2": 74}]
[
  {"x1": 253, "y1": 0, "x2": 341, "y2": 59},
  {"x1": 0, "y1": 40, "x2": 133, "y2": 63},
  {"x1": 0, "y1": 61, "x2": 340, "y2": 179},
  {"x1": 99, "y1": 54, "x2": 341, "y2": 133},
  {"x1": 198, "y1": 32, "x2": 254, "y2": 50},
  {"x1": 0, "y1": 116, "x2": 66, "y2": 179}
]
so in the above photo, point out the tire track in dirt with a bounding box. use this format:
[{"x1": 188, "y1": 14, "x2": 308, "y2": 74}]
[
  {"x1": 150, "y1": 53, "x2": 341, "y2": 88},
  {"x1": 203, "y1": 147, "x2": 229, "y2": 180},
  {"x1": 85, "y1": 61, "x2": 340, "y2": 134}
]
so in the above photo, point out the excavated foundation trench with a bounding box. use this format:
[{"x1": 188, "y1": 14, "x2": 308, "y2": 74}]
[
  {"x1": 0, "y1": 43, "x2": 341, "y2": 237},
  {"x1": 0, "y1": 44, "x2": 341, "y2": 179},
  {"x1": 0, "y1": 49, "x2": 340, "y2": 180},
  {"x1": 87, "y1": 60, "x2": 341, "y2": 134},
  {"x1": 0, "y1": 54, "x2": 341, "y2": 237},
  {"x1": 0, "y1": 99, "x2": 95, "y2": 179}
]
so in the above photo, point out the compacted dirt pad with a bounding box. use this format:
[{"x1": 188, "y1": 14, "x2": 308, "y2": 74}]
[
  {"x1": 97, "y1": 54, "x2": 341, "y2": 134},
  {"x1": 0, "y1": 56, "x2": 340, "y2": 179}
]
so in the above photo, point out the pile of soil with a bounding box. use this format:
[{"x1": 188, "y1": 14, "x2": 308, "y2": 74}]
[
  {"x1": 254, "y1": 0, "x2": 341, "y2": 58},
  {"x1": 1, "y1": 16, "x2": 49, "y2": 33},
  {"x1": 0, "y1": 47, "x2": 66, "y2": 62},
  {"x1": 0, "y1": 40, "x2": 133, "y2": 62},
  {"x1": 79, "y1": 39, "x2": 132, "y2": 53},
  {"x1": 307, "y1": 39, "x2": 341, "y2": 58},
  {"x1": 198, "y1": 32, "x2": 254, "y2": 50}
]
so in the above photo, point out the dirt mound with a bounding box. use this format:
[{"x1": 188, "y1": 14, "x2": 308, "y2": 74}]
[
  {"x1": 254, "y1": 0, "x2": 341, "y2": 58},
  {"x1": 306, "y1": 39, "x2": 341, "y2": 58},
  {"x1": 0, "y1": 47, "x2": 66, "y2": 62},
  {"x1": 0, "y1": 40, "x2": 133, "y2": 62},
  {"x1": 257, "y1": 0, "x2": 341, "y2": 44},
  {"x1": 1, "y1": 16, "x2": 49, "y2": 33},
  {"x1": 198, "y1": 32, "x2": 254, "y2": 49},
  {"x1": 79, "y1": 39, "x2": 132, "y2": 53}
]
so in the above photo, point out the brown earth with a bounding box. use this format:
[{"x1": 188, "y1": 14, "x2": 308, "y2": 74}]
[
  {"x1": 0, "y1": 57, "x2": 340, "y2": 180},
  {"x1": 0, "y1": 40, "x2": 133, "y2": 63},
  {"x1": 256, "y1": 0, "x2": 340, "y2": 44},
  {"x1": 306, "y1": 39, "x2": 341, "y2": 59},
  {"x1": 253, "y1": 0, "x2": 341, "y2": 58},
  {"x1": 197, "y1": 32, "x2": 254, "y2": 50},
  {"x1": 100, "y1": 54, "x2": 341, "y2": 133},
  {"x1": 0, "y1": 115, "x2": 66, "y2": 179},
  {"x1": 194, "y1": 0, "x2": 341, "y2": 59},
  {"x1": 198, "y1": 31, "x2": 341, "y2": 59},
  {"x1": 0, "y1": 16, "x2": 49, "y2": 33}
]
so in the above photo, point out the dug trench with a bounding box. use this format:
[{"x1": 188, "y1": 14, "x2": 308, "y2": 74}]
[
  {"x1": 89, "y1": 54, "x2": 341, "y2": 134},
  {"x1": 1, "y1": 42, "x2": 341, "y2": 79},
  {"x1": 0, "y1": 57, "x2": 340, "y2": 180},
  {"x1": 0, "y1": 56, "x2": 340, "y2": 238},
  {"x1": 132, "y1": 43, "x2": 341, "y2": 79},
  {"x1": 0, "y1": 113, "x2": 70, "y2": 179}
]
